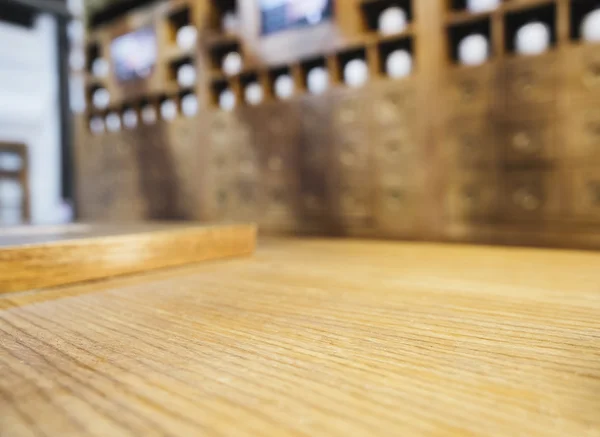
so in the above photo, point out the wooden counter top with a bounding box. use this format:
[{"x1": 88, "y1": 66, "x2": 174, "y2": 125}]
[{"x1": 1, "y1": 238, "x2": 599, "y2": 436}]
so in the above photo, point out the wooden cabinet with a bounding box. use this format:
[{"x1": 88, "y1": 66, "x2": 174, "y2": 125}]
[
  {"x1": 502, "y1": 170, "x2": 563, "y2": 221},
  {"x1": 501, "y1": 54, "x2": 560, "y2": 110},
  {"x1": 499, "y1": 118, "x2": 557, "y2": 164},
  {"x1": 444, "y1": 115, "x2": 498, "y2": 168},
  {"x1": 446, "y1": 171, "x2": 500, "y2": 222}
]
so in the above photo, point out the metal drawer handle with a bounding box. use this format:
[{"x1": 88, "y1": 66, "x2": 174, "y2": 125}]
[
  {"x1": 459, "y1": 81, "x2": 477, "y2": 101},
  {"x1": 387, "y1": 188, "x2": 404, "y2": 210},
  {"x1": 513, "y1": 188, "x2": 540, "y2": 211}
]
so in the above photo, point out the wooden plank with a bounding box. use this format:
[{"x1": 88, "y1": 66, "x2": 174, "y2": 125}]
[
  {"x1": 0, "y1": 222, "x2": 256, "y2": 294},
  {"x1": 0, "y1": 238, "x2": 599, "y2": 436}
]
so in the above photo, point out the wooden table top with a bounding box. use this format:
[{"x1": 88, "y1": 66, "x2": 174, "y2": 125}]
[{"x1": 1, "y1": 238, "x2": 599, "y2": 436}]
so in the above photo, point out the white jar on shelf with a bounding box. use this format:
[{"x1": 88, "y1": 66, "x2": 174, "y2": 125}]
[
  {"x1": 105, "y1": 112, "x2": 121, "y2": 132},
  {"x1": 122, "y1": 109, "x2": 138, "y2": 129},
  {"x1": 244, "y1": 82, "x2": 264, "y2": 105},
  {"x1": 89, "y1": 116, "x2": 104, "y2": 135},
  {"x1": 160, "y1": 99, "x2": 178, "y2": 121},
  {"x1": 177, "y1": 64, "x2": 196, "y2": 87},
  {"x1": 343, "y1": 59, "x2": 369, "y2": 88},
  {"x1": 91, "y1": 58, "x2": 109, "y2": 78},
  {"x1": 176, "y1": 25, "x2": 197, "y2": 50},
  {"x1": 181, "y1": 94, "x2": 198, "y2": 117},
  {"x1": 92, "y1": 88, "x2": 110, "y2": 109},
  {"x1": 274, "y1": 74, "x2": 294, "y2": 100},
  {"x1": 222, "y1": 52, "x2": 243, "y2": 76},
  {"x1": 378, "y1": 7, "x2": 408, "y2": 35},
  {"x1": 219, "y1": 88, "x2": 236, "y2": 111},
  {"x1": 141, "y1": 105, "x2": 157, "y2": 125},
  {"x1": 515, "y1": 22, "x2": 551, "y2": 55},
  {"x1": 307, "y1": 67, "x2": 329, "y2": 95},
  {"x1": 385, "y1": 50, "x2": 413, "y2": 78},
  {"x1": 458, "y1": 34, "x2": 489, "y2": 66},
  {"x1": 582, "y1": 8, "x2": 600, "y2": 43},
  {"x1": 466, "y1": 0, "x2": 500, "y2": 13}
]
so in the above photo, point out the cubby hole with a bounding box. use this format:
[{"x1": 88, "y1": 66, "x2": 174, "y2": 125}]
[
  {"x1": 504, "y1": 3, "x2": 557, "y2": 53},
  {"x1": 378, "y1": 35, "x2": 414, "y2": 76},
  {"x1": 167, "y1": 6, "x2": 191, "y2": 43},
  {"x1": 210, "y1": 78, "x2": 233, "y2": 107},
  {"x1": 168, "y1": 56, "x2": 195, "y2": 86},
  {"x1": 360, "y1": 0, "x2": 413, "y2": 33},
  {"x1": 207, "y1": 0, "x2": 237, "y2": 33},
  {"x1": 300, "y1": 57, "x2": 328, "y2": 90},
  {"x1": 570, "y1": 0, "x2": 600, "y2": 41},
  {"x1": 447, "y1": 17, "x2": 491, "y2": 64},
  {"x1": 86, "y1": 41, "x2": 101, "y2": 72},
  {"x1": 335, "y1": 47, "x2": 368, "y2": 83},
  {"x1": 267, "y1": 66, "x2": 294, "y2": 99},
  {"x1": 240, "y1": 71, "x2": 260, "y2": 104},
  {"x1": 208, "y1": 39, "x2": 242, "y2": 74},
  {"x1": 448, "y1": 0, "x2": 468, "y2": 12}
]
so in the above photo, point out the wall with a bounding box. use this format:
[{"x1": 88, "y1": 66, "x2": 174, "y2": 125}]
[{"x1": 0, "y1": 15, "x2": 65, "y2": 225}]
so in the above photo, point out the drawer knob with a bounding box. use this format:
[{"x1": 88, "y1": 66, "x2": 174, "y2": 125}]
[
  {"x1": 512, "y1": 132, "x2": 536, "y2": 153},
  {"x1": 513, "y1": 188, "x2": 540, "y2": 211},
  {"x1": 516, "y1": 72, "x2": 535, "y2": 93},
  {"x1": 271, "y1": 188, "x2": 284, "y2": 204},
  {"x1": 387, "y1": 188, "x2": 404, "y2": 210},
  {"x1": 459, "y1": 80, "x2": 477, "y2": 101}
]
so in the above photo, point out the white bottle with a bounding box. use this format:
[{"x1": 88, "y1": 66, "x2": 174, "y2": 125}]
[
  {"x1": 385, "y1": 50, "x2": 413, "y2": 78},
  {"x1": 122, "y1": 109, "x2": 138, "y2": 129},
  {"x1": 222, "y1": 52, "x2": 243, "y2": 76},
  {"x1": 92, "y1": 88, "x2": 110, "y2": 109},
  {"x1": 91, "y1": 58, "x2": 109, "y2": 78},
  {"x1": 177, "y1": 64, "x2": 196, "y2": 87},
  {"x1": 343, "y1": 59, "x2": 369, "y2": 87},
  {"x1": 307, "y1": 67, "x2": 329, "y2": 95},
  {"x1": 141, "y1": 105, "x2": 157, "y2": 125},
  {"x1": 244, "y1": 82, "x2": 264, "y2": 105},
  {"x1": 582, "y1": 8, "x2": 600, "y2": 43},
  {"x1": 176, "y1": 25, "x2": 197, "y2": 50},
  {"x1": 515, "y1": 22, "x2": 551, "y2": 55},
  {"x1": 160, "y1": 99, "x2": 178, "y2": 121},
  {"x1": 89, "y1": 116, "x2": 104, "y2": 135},
  {"x1": 458, "y1": 34, "x2": 489, "y2": 66},
  {"x1": 466, "y1": 0, "x2": 500, "y2": 13},
  {"x1": 181, "y1": 94, "x2": 198, "y2": 117},
  {"x1": 219, "y1": 88, "x2": 236, "y2": 111},
  {"x1": 274, "y1": 74, "x2": 295, "y2": 99},
  {"x1": 378, "y1": 7, "x2": 408, "y2": 35},
  {"x1": 105, "y1": 112, "x2": 121, "y2": 132}
]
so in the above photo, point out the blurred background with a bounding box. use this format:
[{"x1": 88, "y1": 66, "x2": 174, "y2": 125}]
[{"x1": 1, "y1": 0, "x2": 599, "y2": 248}]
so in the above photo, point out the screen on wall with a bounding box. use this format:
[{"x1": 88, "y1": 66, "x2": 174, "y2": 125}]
[
  {"x1": 110, "y1": 27, "x2": 157, "y2": 82},
  {"x1": 260, "y1": 0, "x2": 334, "y2": 36}
]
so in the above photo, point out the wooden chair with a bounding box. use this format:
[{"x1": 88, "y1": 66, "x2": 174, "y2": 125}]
[{"x1": 0, "y1": 142, "x2": 30, "y2": 224}]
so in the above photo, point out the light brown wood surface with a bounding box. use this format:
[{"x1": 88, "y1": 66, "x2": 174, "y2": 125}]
[
  {"x1": 0, "y1": 223, "x2": 256, "y2": 294},
  {"x1": 1, "y1": 238, "x2": 600, "y2": 436}
]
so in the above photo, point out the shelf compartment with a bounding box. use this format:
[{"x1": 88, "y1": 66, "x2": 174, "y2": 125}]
[
  {"x1": 300, "y1": 56, "x2": 329, "y2": 91},
  {"x1": 166, "y1": 5, "x2": 191, "y2": 44},
  {"x1": 335, "y1": 46, "x2": 369, "y2": 84},
  {"x1": 207, "y1": 39, "x2": 242, "y2": 74},
  {"x1": 360, "y1": 0, "x2": 414, "y2": 33},
  {"x1": 447, "y1": 16, "x2": 493, "y2": 65},
  {"x1": 570, "y1": 0, "x2": 600, "y2": 42},
  {"x1": 504, "y1": 2, "x2": 557, "y2": 54},
  {"x1": 377, "y1": 34, "x2": 415, "y2": 78}
]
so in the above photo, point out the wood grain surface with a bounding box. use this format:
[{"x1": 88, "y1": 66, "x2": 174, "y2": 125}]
[
  {"x1": 1, "y1": 238, "x2": 599, "y2": 436},
  {"x1": 0, "y1": 223, "x2": 256, "y2": 294}
]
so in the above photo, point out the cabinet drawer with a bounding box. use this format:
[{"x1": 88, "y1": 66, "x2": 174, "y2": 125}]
[
  {"x1": 499, "y1": 119, "x2": 556, "y2": 163},
  {"x1": 501, "y1": 54, "x2": 559, "y2": 109},
  {"x1": 372, "y1": 83, "x2": 417, "y2": 128},
  {"x1": 447, "y1": 171, "x2": 500, "y2": 221},
  {"x1": 374, "y1": 179, "x2": 421, "y2": 234},
  {"x1": 444, "y1": 64, "x2": 494, "y2": 116},
  {"x1": 374, "y1": 129, "x2": 419, "y2": 173},
  {"x1": 565, "y1": 108, "x2": 600, "y2": 163},
  {"x1": 444, "y1": 116, "x2": 498, "y2": 168},
  {"x1": 502, "y1": 170, "x2": 562, "y2": 220},
  {"x1": 569, "y1": 169, "x2": 600, "y2": 220},
  {"x1": 567, "y1": 45, "x2": 600, "y2": 105}
]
